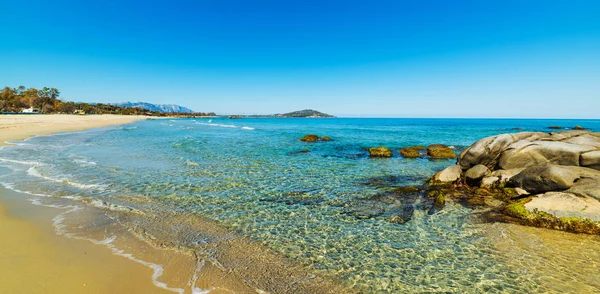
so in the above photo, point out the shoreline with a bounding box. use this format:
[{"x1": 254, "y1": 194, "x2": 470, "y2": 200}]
[
  {"x1": 0, "y1": 114, "x2": 149, "y2": 147},
  {"x1": 0, "y1": 114, "x2": 170, "y2": 293},
  {"x1": 0, "y1": 114, "x2": 349, "y2": 293}
]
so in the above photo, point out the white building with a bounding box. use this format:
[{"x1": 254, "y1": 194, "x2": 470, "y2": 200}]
[{"x1": 21, "y1": 107, "x2": 40, "y2": 113}]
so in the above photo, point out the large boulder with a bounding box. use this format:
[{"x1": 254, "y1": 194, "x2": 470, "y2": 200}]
[
  {"x1": 499, "y1": 141, "x2": 595, "y2": 170},
  {"x1": 566, "y1": 178, "x2": 600, "y2": 201},
  {"x1": 368, "y1": 146, "x2": 392, "y2": 158},
  {"x1": 564, "y1": 134, "x2": 600, "y2": 149},
  {"x1": 432, "y1": 165, "x2": 462, "y2": 182},
  {"x1": 524, "y1": 192, "x2": 600, "y2": 222},
  {"x1": 427, "y1": 144, "x2": 456, "y2": 159},
  {"x1": 458, "y1": 132, "x2": 549, "y2": 169},
  {"x1": 509, "y1": 165, "x2": 600, "y2": 194},
  {"x1": 465, "y1": 164, "x2": 491, "y2": 183},
  {"x1": 581, "y1": 151, "x2": 600, "y2": 167}
]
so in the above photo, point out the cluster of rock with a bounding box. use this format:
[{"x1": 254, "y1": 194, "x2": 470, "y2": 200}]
[
  {"x1": 300, "y1": 134, "x2": 331, "y2": 142},
  {"x1": 432, "y1": 130, "x2": 600, "y2": 234},
  {"x1": 549, "y1": 125, "x2": 586, "y2": 130},
  {"x1": 367, "y1": 144, "x2": 456, "y2": 159}
]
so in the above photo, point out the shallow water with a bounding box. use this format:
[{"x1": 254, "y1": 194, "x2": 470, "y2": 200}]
[{"x1": 1, "y1": 118, "x2": 599, "y2": 293}]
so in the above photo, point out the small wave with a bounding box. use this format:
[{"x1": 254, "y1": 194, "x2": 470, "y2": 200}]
[
  {"x1": 46, "y1": 205, "x2": 185, "y2": 293},
  {"x1": 0, "y1": 181, "x2": 56, "y2": 198},
  {"x1": 73, "y1": 158, "x2": 97, "y2": 166},
  {"x1": 88, "y1": 199, "x2": 141, "y2": 214},
  {"x1": 196, "y1": 122, "x2": 237, "y2": 128},
  {"x1": 185, "y1": 160, "x2": 201, "y2": 167},
  {"x1": 0, "y1": 158, "x2": 45, "y2": 166},
  {"x1": 195, "y1": 122, "x2": 255, "y2": 130},
  {"x1": 27, "y1": 166, "x2": 106, "y2": 190}
]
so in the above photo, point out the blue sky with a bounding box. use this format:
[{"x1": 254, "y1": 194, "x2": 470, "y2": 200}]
[{"x1": 1, "y1": 0, "x2": 599, "y2": 117}]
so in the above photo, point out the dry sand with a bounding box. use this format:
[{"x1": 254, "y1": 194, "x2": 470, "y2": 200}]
[
  {"x1": 0, "y1": 114, "x2": 147, "y2": 147},
  {"x1": 0, "y1": 114, "x2": 170, "y2": 293}
]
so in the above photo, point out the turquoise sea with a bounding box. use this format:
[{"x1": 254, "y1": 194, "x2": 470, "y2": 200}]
[{"x1": 1, "y1": 118, "x2": 600, "y2": 293}]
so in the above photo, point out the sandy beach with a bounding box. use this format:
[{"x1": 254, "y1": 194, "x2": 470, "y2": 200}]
[
  {"x1": 0, "y1": 114, "x2": 168, "y2": 293},
  {"x1": 0, "y1": 114, "x2": 147, "y2": 147}
]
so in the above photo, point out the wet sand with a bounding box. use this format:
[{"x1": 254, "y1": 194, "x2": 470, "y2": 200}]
[
  {"x1": 0, "y1": 186, "x2": 172, "y2": 293},
  {"x1": 0, "y1": 114, "x2": 167, "y2": 293}
]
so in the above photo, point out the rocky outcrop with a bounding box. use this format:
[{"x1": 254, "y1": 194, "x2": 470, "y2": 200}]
[
  {"x1": 368, "y1": 146, "x2": 392, "y2": 158},
  {"x1": 427, "y1": 144, "x2": 456, "y2": 159},
  {"x1": 433, "y1": 130, "x2": 600, "y2": 235}
]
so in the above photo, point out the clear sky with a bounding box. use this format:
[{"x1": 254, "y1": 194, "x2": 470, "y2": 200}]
[{"x1": 1, "y1": 0, "x2": 599, "y2": 117}]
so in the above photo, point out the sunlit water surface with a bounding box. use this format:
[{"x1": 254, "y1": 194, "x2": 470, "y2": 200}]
[{"x1": 1, "y1": 118, "x2": 599, "y2": 292}]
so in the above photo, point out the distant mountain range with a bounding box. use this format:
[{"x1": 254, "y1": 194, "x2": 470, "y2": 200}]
[{"x1": 112, "y1": 102, "x2": 194, "y2": 113}]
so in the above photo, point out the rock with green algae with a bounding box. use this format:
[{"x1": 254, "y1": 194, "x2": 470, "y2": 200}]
[
  {"x1": 503, "y1": 198, "x2": 600, "y2": 234},
  {"x1": 400, "y1": 146, "x2": 425, "y2": 158},
  {"x1": 368, "y1": 146, "x2": 393, "y2": 158},
  {"x1": 320, "y1": 136, "x2": 331, "y2": 141},
  {"x1": 427, "y1": 144, "x2": 456, "y2": 159},
  {"x1": 392, "y1": 186, "x2": 421, "y2": 195},
  {"x1": 427, "y1": 191, "x2": 446, "y2": 215},
  {"x1": 389, "y1": 206, "x2": 415, "y2": 224},
  {"x1": 300, "y1": 134, "x2": 320, "y2": 142}
]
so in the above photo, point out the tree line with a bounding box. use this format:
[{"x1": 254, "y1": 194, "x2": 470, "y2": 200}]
[{"x1": 0, "y1": 86, "x2": 215, "y2": 117}]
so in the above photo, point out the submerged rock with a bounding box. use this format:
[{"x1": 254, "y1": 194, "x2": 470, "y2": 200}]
[
  {"x1": 300, "y1": 134, "x2": 320, "y2": 142},
  {"x1": 427, "y1": 191, "x2": 446, "y2": 215},
  {"x1": 549, "y1": 126, "x2": 563, "y2": 129},
  {"x1": 389, "y1": 206, "x2": 415, "y2": 224},
  {"x1": 427, "y1": 144, "x2": 456, "y2": 159},
  {"x1": 320, "y1": 136, "x2": 331, "y2": 141},
  {"x1": 368, "y1": 146, "x2": 393, "y2": 158},
  {"x1": 342, "y1": 205, "x2": 385, "y2": 219},
  {"x1": 400, "y1": 146, "x2": 425, "y2": 158}
]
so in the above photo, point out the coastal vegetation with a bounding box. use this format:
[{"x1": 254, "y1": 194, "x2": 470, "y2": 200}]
[{"x1": 0, "y1": 86, "x2": 215, "y2": 117}]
